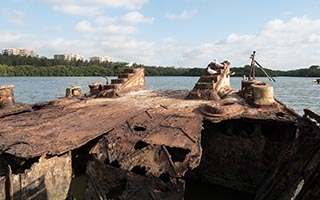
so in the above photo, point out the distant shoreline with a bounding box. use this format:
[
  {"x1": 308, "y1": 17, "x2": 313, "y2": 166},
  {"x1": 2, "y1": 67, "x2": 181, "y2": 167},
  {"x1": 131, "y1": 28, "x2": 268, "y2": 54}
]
[{"x1": 0, "y1": 54, "x2": 320, "y2": 77}]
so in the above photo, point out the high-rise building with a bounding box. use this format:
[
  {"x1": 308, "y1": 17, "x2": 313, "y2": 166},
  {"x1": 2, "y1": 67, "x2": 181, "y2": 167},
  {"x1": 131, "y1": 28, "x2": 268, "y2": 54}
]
[
  {"x1": 2, "y1": 48, "x2": 38, "y2": 57},
  {"x1": 53, "y1": 53, "x2": 84, "y2": 61},
  {"x1": 90, "y1": 56, "x2": 112, "y2": 63},
  {"x1": 53, "y1": 54, "x2": 66, "y2": 60}
]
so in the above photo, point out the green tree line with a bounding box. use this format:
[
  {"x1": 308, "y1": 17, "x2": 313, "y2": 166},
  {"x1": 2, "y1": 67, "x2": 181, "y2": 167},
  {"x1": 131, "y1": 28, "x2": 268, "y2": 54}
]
[{"x1": 0, "y1": 54, "x2": 319, "y2": 77}]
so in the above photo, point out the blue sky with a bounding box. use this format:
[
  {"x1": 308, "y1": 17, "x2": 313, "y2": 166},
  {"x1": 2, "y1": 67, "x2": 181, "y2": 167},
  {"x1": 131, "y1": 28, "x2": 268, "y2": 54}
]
[{"x1": 1, "y1": 0, "x2": 320, "y2": 70}]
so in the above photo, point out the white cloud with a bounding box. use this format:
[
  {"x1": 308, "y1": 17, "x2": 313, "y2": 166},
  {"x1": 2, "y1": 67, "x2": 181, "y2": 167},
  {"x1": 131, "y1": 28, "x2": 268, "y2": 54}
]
[
  {"x1": 0, "y1": 29, "x2": 154, "y2": 62},
  {"x1": 178, "y1": 17, "x2": 320, "y2": 70},
  {"x1": 308, "y1": 34, "x2": 320, "y2": 43},
  {"x1": 82, "y1": 0, "x2": 149, "y2": 10},
  {"x1": 75, "y1": 20, "x2": 95, "y2": 33},
  {"x1": 3, "y1": 16, "x2": 320, "y2": 70},
  {"x1": 41, "y1": 26, "x2": 63, "y2": 32},
  {"x1": 95, "y1": 12, "x2": 153, "y2": 25},
  {"x1": 104, "y1": 25, "x2": 138, "y2": 34},
  {"x1": 96, "y1": 15, "x2": 117, "y2": 25},
  {"x1": 39, "y1": 0, "x2": 149, "y2": 16},
  {"x1": 221, "y1": 34, "x2": 254, "y2": 44},
  {"x1": 165, "y1": 9, "x2": 198, "y2": 20},
  {"x1": 75, "y1": 20, "x2": 138, "y2": 35},
  {"x1": 120, "y1": 11, "x2": 154, "y2": 24},
  {"x1": 52, "y1": 4, "x2": 100, "y2": 16},
  {"x1": 0, "y1": 30, "x2": 42, "y2": 51}
]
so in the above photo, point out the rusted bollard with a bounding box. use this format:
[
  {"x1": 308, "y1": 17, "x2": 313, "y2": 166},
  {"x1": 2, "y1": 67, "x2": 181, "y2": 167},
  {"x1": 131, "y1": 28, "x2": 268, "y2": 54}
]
[
  {"x1": 88, "y1": 83, "x2": 103, "y2": 97},
  {"x1": 241, "y1": 79, "x2": 260, "y2": 95},
  {"x1": 0, "y1": 85, "x2": 15, "y2": 108},
  {"x1": 252, "y1": 83, "x2": 275, "y2": 105},
  {"x1": 65, "y1": 86, "x2": 82, "y2": 98}
]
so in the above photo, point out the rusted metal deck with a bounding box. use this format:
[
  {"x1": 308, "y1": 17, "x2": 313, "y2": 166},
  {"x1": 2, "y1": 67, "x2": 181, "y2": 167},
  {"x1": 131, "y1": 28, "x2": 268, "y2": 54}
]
[
  {"x1": 0, "y1": 89, "x2": 299, "y2": 199},
  {"x1": 0, "y1": 89, "x2": 297, "y2": 159}
]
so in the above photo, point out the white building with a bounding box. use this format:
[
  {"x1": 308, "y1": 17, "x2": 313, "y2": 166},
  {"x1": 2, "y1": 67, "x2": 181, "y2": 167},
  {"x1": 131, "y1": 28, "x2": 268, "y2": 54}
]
[
  {"x1": 2, "y1": 48, "x2": 38, "y2": 57},
  {"x1": 90, "y1": 56, "x2": 112, "y2": 63},
  {"x1": 54, "y1": 53, "x2": 84, "y2": 61}
]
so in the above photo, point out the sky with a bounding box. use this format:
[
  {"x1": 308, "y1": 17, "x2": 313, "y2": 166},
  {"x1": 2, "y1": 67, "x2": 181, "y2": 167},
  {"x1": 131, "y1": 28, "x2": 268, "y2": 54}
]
[{"x1": 1, "y1": 0, "x2": 320, "y2": 70}]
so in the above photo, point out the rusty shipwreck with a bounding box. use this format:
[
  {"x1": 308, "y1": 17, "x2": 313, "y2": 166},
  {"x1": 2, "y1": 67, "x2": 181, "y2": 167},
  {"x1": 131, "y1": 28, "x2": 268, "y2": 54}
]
[{"x1": 0, "y1": 53, "x2": 320, "y2": 200}]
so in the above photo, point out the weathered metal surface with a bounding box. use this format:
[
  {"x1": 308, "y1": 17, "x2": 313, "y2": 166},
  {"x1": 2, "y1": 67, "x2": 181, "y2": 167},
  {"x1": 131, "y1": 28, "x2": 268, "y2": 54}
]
[
  {"x1": 84, "y1": 90, "x2": 298, "y2": 199},
  {"x1": 200, "y1": 102, "x2": 244, "y2": 117},
  {"x1": 0, "y1": 85, "x2": 15, "y2": 107},
  {"x1": 0, "y1": 99, "x2": 140, "y2": 158},
  {"x1": 252, "y1": 83, "x2": 275, "y2": 105},
  {"x1": 90, "y1": 110, "x2": 202, "y2": 174},
  {"x1": 0, "y1": 152, "x2": 72, "y2": 200},
  {"x1": 0, "y1": 102, "x2": 32, "y2": 118},
  {"x1": 0, "y1": 177, "x2": 5, "y2": 200},
  {"x1": 187, "y1": 60, "x2": 232, "y2": 100},
  {"x1": 0, "y1": 88, "x2": 297, "y2": 158},
  {"x1": 187, "y1": 118, "x2": 297, "y2": 194},
  {"x1": 199, "y1": 93, "x2": 297, "y2": 123},
  {"x1": 86, "y1": 68, "x2": 147, "y2": 98},
  {"x1": 86, "y1": 159, "x2": 184, "y2": 200},
  {"x1": 255, "y1": 110, "x2": 320, "y2": 200},
  {"x1": 0, "y1": 85, "x2": 32, "y2": 118},
  {"x1": 65, "y1": 86, "x2": 82, "y2": 98},
  {"x1": 86, "y1": 95, "x2": 204, "y2": 199}
]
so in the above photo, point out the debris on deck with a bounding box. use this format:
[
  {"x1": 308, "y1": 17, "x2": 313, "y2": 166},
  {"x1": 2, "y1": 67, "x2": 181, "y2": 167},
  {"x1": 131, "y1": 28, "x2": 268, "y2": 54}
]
[
  {"x1": 85, "y1": 68, "x2": 146, "y2": 98},
  {"x1": 187, "y1": 60, "x2": 233, "y2": 100}
]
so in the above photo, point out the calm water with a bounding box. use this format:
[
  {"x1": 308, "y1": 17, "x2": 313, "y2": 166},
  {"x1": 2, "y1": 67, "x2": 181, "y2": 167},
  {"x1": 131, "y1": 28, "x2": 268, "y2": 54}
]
[{"x1": 0, "y1": 76, "x2": 319, "y2": 115}]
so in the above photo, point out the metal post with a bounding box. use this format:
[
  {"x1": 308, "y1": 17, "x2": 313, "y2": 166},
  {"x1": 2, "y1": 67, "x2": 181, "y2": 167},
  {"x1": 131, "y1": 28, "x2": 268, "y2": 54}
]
[{"x1": 249, "y1": 51, "x2": 256, "y2": 79}]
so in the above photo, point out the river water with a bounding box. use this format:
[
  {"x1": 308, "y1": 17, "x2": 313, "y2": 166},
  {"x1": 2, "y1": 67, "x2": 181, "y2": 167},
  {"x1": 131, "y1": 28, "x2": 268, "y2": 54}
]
[{"x1": 0, "y1": 76, "x2": 319, "y2": 115}]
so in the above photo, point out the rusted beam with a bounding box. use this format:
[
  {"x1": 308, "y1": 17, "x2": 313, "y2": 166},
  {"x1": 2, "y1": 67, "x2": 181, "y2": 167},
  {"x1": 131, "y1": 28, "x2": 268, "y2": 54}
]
[
  {"x1": 142, "y1": 115, "x2": 172, "y2": 141},
  {"x1": 145, "y1": 110, "x2": 153, "y2": 119},
  {"x1": 160, "y1": 105, "x2": 168, "y2": 110},
  {"x1": 126, "y1": 120, "x2": 134, "y2": 134},
  {"x1": 161, "y1": 145, "x2": 177, "y2": 175},
  {"x1": 6, "y1": 165, "x2": 13, "y2": 200},
  {"x1": 178, "y1": 127, "x2": 196, "y2": 143},
  {"x1": 160, "y1": 124, "x2": 196, "y2": 143}
]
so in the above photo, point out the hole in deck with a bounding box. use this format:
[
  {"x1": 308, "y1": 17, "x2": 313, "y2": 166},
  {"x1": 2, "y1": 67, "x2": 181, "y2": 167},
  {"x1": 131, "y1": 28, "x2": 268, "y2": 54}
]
[
  {"x1": 159, "y1": 172, "x2": 171, "y2": 183},
  {"x1": 131, "y1": 165, "x2": 147, "y2": 175},
  {"x1": 110, "y1": 160, "x2": 121, "y2": 168},
  {"x1": 223, "y1": 102, "x2": 235, "y2": 106},
  {"x1": 69, "y1": 137, "x2": 103, "y2": 200},
  {"x1": 133, "y1": 125, "x2": 146, "y2": 132},
  {"x1": 134, "y1": 141, "x2": 149, "y2": 150},
  {"x1": 166, "y1": 146, "x2": 191, "y2": 162},
  {"x1": 276, "y1": 112, "x2": 285, "y2": 117}
]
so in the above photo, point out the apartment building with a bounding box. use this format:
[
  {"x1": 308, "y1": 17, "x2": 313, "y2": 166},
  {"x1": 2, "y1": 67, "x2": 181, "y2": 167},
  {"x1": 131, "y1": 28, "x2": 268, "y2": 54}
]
[
  {"x1": 90, "y1": 56, "x2": 112, "y2": 63},
  {"x1": 2, "y1": 48, "x2": 38, "y2": 57},
  {"x1": 53, "y1": 53, "x2": 84, "y2": 61}
]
